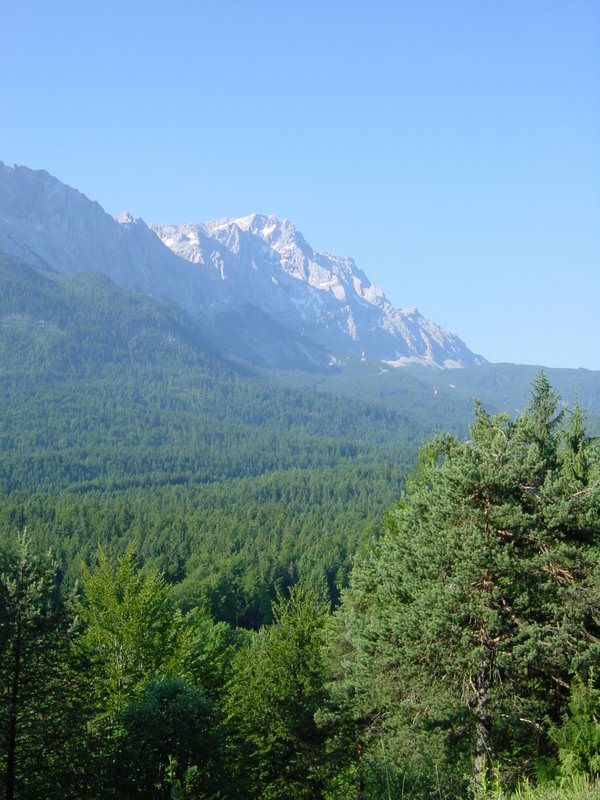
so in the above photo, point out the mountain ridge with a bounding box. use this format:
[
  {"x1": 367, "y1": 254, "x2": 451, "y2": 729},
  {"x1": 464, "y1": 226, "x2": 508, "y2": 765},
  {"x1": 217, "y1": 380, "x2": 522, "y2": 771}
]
[
  {"x1": 0, "y1": 161, "x2": 484, "y2": 369},
  {"x1": 154, "y1": 212, "x2": 485, "y2": 368}
]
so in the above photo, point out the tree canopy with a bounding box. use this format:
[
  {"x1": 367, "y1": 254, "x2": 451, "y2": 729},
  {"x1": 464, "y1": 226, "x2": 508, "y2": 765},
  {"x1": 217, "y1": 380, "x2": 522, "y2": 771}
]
[{"x1": 329, "y1": 374, "x2": 600, "y2": 796}]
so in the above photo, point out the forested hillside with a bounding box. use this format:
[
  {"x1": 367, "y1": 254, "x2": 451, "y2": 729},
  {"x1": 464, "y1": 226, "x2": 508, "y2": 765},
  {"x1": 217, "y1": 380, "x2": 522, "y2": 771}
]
[
  {"x1": 267, "y1": 359, "x2": 600, "y2": 434},
  {"x1": 0, "y1": 254, "x2": 423, "y2": 492},
  {"x1": 2, "y1": 254, "x2": 600, "y2": 799},
  {"x1": 2, "y1": 377, "x2": 599, "y2": 799},
  {"x1": 0, "y1": 253, "x2": 419, "y2": 626}
]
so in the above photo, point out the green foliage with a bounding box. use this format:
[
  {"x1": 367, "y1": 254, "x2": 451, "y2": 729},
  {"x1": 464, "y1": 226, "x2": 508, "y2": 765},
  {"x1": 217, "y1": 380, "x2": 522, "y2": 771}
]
[
  {"x1": 328, "y1": 375, "x2": 600, "y2": 797},
  {"x1": 483, "y1": 775, "x2": 600, "y2": 800},
  {"x1": 0, "y1": 534, "x2": 92, "y2": 799},
  {"x1": 174, "y1": 605, "x2": 244, "y2": 695},
  {"x1": 551, "y1": 676, "x2": 600, "y2": 779},
  {"x1": 76, "y1": 545, "x2": 184, "y2": 722},
  {"x1": 0, "y1": 461, "x2": 405, "y2": 626},
  {"x1": 165, "y1": 756, "x2": 201, "y2": 800},
  {"x1": 113, "y1": 678, "x2": 220, "y2": 799},
  {"x1": 225, "y1": 585, "x2": 330, "y2": 799}
]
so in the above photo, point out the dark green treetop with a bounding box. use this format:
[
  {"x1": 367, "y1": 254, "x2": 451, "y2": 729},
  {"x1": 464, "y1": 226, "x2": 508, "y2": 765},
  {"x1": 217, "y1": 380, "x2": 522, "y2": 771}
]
[{"x1": 328, "y1": 376, "x2": 600, "y2": 797}]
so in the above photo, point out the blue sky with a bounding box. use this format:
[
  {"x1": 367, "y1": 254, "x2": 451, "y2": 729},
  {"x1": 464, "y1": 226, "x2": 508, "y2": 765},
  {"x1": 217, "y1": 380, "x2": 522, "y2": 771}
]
[{"x1": 1, "y1": 1, "x2": 598, "y2": 368}]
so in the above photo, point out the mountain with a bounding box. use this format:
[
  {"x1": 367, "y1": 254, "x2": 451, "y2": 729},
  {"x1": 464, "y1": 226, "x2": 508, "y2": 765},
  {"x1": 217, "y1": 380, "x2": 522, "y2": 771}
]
[
  {"x1": 153, "y1": 214, "x2": 485, "y2": 368},
  {"x1": 0, "y1": 162, "x2": 208, "y2": 309},
  {"x1": 0, "y1": 251, "x2": 425, "y2": 493},
  {"x1": 0, "y1": 162, "x2": 331, "y2": 369},
  {"x1": 0, "y1": 161, "x2": 483, "y2": 368}
]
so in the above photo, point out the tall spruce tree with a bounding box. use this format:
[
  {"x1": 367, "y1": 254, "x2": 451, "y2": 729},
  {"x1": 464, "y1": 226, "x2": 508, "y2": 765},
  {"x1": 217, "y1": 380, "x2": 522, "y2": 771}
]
[
  {"x1": 328, "y1": 376, "x2": 600, "y2": 797},
  {"x1": 0, "y1": 534, "x2": 89, "y2": 800}
]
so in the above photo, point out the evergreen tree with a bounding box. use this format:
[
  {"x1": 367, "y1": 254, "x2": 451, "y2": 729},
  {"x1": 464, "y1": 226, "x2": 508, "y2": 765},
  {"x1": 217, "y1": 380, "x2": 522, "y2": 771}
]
[
  {"x1": 0, "y1": 534, "x2": 88, "y2": 800},
  {"x1": 224, "y1": 585, "x2": 330, "y2": 799},
  {"x1": 329, "y1": 376, "x2": 600, "y2": 797}
]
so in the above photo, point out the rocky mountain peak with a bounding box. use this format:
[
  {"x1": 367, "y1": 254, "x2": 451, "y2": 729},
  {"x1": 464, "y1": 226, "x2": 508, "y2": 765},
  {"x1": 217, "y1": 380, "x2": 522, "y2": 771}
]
[
  {"x1": 152, "y1": 213, "x2": 485, "y2": 368},
  {"x1": 0, "y1": 163, "x2": 485, "y2": 369},
  {"x1": 117, "y1": 210, "x2": 135, "y2": 225}
]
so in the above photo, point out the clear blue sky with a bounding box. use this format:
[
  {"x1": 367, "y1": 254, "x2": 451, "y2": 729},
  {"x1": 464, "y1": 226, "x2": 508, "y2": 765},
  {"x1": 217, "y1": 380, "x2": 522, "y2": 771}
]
[{"x1": 1, "y1": 1, "x2": 598, "y2": 368}]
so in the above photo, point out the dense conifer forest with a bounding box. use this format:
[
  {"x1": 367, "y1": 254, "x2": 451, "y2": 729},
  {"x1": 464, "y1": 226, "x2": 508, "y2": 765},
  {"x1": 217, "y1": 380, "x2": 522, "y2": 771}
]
[{"x1": 1, "y1": 254, "x2": 600, "y2": 798}]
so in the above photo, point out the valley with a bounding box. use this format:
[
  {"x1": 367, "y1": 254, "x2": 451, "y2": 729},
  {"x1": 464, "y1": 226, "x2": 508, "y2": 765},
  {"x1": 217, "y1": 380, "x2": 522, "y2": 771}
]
[{"x1": 1, "y1": 163, "x2": 599, "y2": 800}]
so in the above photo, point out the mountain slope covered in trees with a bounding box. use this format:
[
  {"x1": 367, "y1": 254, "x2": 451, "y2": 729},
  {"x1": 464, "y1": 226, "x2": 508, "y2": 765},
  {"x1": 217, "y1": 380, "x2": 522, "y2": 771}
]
[
  {"x1": 0, "y1": 252, "x2": 418, "y2": 625},
  {"x1": 0, "y1": 253, "x2": 423, "y2": 493},
  {"x1": 2, "y1": 380, "x2": 599, "y2": 799}
]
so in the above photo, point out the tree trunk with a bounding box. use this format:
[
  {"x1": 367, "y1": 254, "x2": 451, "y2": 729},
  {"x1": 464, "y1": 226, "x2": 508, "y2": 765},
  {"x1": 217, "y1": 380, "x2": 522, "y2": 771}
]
[{"x1": 473, "y1": 644, "x2": 493, "y2": 791}]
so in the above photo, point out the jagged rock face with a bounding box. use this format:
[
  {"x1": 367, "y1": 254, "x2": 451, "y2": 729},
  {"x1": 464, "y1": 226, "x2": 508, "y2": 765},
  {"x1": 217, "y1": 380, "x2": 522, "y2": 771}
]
[
  {"x1": 0, "y1": 162, "x2": 484, "y2": 369},
  {"x1": 152, "y1": 214, "x2": 485, "y2": 367}
]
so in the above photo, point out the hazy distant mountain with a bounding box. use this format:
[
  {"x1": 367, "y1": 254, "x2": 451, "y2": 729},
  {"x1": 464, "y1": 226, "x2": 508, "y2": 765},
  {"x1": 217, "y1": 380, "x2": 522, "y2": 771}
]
[
  {"x1": 0, "y1": 162, "x2": 329, "y2": 369},
  {"x1": 153, "y1": 214, "x2": 485, "y2": 368},
  {"x1": 0, "y1": 161, "x2": 484, "y2": 369},
  {"x1": 0, "y1": 162, "x2": 210, "y2": 308}
]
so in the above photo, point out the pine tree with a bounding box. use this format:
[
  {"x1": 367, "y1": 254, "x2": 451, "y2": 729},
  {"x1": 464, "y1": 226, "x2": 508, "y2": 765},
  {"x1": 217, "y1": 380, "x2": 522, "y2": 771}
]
[{"x1": 329, "y1": 376, "x2": 600, "y2": 797}]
